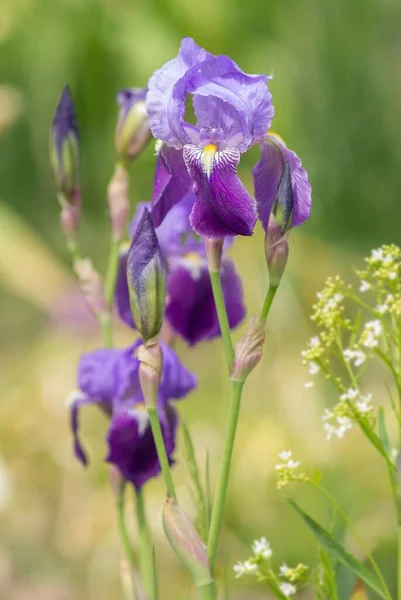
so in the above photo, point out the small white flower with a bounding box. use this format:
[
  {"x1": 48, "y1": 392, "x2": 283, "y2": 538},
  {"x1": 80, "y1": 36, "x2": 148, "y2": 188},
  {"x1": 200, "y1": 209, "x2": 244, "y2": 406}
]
[
  {"x1": 304, "y1": 381, "x2": 314, "y2": 388},
  {"x1": 353, "y1": 350, "x2": 366, "y2": 367},
  {"x1": 376, "y1": 304, "x2": 387, "y2": 314},
  {"x1": 355, "y1": 394, "x2": 372, "y2": 413},
  {"x1": 334, "y1": 293, "x2": 344, "y2": 302},
  {"x1": 280, "y1": 582, "x2": 297, "y2": 596},
  {"x1": 369, "y1": 320, "x2": 382, "y2": 336},
  {"x1": 243, "y1": 561, "x2": 258, "y2": 575},
  {"x1": 389, "y1": 271, "x2": 397, "y2": 280},
  {"x1": 279, "y1": 563, "x2": 290, "y2": 577},
  {"x1": 287, "y1": 460, "x2": 300, "y2": 470},
  {"x1": 359, "y1": 280, "x2": 371, "y2": 292},
  {"x1": 321, "y1": 408, "x2": 334, "y2": 421},
  {"x1": 309, "y1": 336, "x2": 320, "y2": 347},
  {"x1": 372, "y1": 248, "x2": 385, "y2": 262},
  {"x1": 308, "y1": 361, "x2": 320, "y2": 375},
  {"x1": 252, "y1": 537, "x2": 272, "y2": 559},
  {"x1": 233, "y1": 562, "x2": 245, "y2": 578},
  {"x1": 279, "y1": 451, "x2": 292, "y2": 461},
  {"x1": 340, "y1": 388, "x2": 358, "y2": 401}
]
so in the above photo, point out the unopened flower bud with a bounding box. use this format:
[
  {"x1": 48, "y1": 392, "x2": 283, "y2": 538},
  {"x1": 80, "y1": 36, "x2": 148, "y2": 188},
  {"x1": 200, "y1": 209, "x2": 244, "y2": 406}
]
[
  {"x1": 74, "y1": 258, "x2": 107, "y2": 317},
  {"x1": 115, "y1": 88, "x2": 151, "y2": 161},
  {"x1": 163, "y1": 497, "x2": 213, "y2": 589},
  {"x1": 120, "y1": 560, "x2": 148, "y2": 600},
  {"x1": 231, "y1": 318, "x2": 265, "y2": 382},
  {"x1": 109, "y1": 465, "x2": 126, "y2": 500},
  {"x1": 204, "y1": 237, "x2": 224, "y2": 272},
  {"x1": 137, "y1": 342, "x2": 163, "y2": 408},
  {"x1": 107, "y1": 163, "x2": 129, "y2": 241},
  {"x1": 50, "y1": 85, "x2": 79, "y2": 202},
  {"x1": 127, "y1": 208, "x2": 167, "y2": 344},
  {"x1": 60, "y1": 190, "x2": 80, "y2": 247}
]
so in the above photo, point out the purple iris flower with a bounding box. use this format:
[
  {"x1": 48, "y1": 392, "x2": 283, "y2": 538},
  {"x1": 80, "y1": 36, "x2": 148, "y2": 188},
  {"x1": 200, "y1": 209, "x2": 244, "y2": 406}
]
[
  {"x1": 146, "y1": 38, "x2": 312, "y2": 238},
  {"x1": 69, "y1": 339, "x2": 197, "y2": 490},
  {"x1": 115, "y1": 194, "x2": 245, "y2": 345}
]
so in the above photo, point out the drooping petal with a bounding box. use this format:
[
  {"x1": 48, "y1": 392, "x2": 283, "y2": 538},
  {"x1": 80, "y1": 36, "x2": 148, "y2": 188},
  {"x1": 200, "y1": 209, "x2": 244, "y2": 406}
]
[
  {"x1": 78, "y1": 346, "x2": 139, "y2": 402},
  {"x1": 253, "y1": 133, "x2": 312, "y2": 230},
  {"x1": 146, "y1": 38, "x2": 212, "y2": 148},
  {"x1": 159, "y1": 342, "x2": 198, "y2": 398},
  {"x1": 184, "y1": 145, "x2": 257, "y2": 237},
  {"x1": 165, "y1": 260, "x2": 245, "y2": 345},
  {"x1": 68, "y1": 391, "x2": 101, "y2": 466},
  {"x1": 151, "y1": 145, "x2": 193, "y2": 227},
  {"x1": 106, "y1": 404, "x2": 178, "y2": 490}
]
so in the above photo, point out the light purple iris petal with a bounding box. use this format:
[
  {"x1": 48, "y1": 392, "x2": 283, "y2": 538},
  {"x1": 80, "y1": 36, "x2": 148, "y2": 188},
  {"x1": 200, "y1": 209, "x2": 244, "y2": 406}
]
[
  {"x1": 78, "y1": 345, "x2": 139, "y2": 402},
  {"x1": 184, "y1": 145, "x2": 257, "y2": 237},
  {"x1": 106, "y1": 405, "x2": 178, "y2": 490},
  {"x1": 253, "y1": 135, "x2": 312, "y2": 230},
  {"x1": 115, "y1": 250, "x2": 133, "y2": 328},
  {"x1": 151, "y1": 145, "x2": 193, "y2": 227},
  {"x1": 146, "y1": 38, "x2": 212, "y2": 147},
  {"x1": 165, "y1": 259, "x2": 245, "y2": 345},
  {"x1": 189, "y1": 55, "x2": 273, "y2": 151}
]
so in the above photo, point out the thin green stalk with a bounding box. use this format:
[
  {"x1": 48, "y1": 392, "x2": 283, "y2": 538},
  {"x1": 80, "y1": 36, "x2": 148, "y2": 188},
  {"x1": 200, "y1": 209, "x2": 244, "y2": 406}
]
[
  {"x1": 67, "y1": 239, "x2": 81, "y2": 264},
  {"x1": 315, "y1": 484, "x2": 392, "y2": 600},
  {"x1": 105, "y1": 237, "x2": 121, "y2": 307},
  {"x1": 209, "y1": 268, "x2": 234, "y2": 369},
  {"x1": 135, "y1": 488, "x2": 157, "y2": 600},
  {"x1": 207, "y1": 380, "x2": 244, "y2": 570},
  {"x1": 259, "y1": 284, "x2": 278, "y2": 323},
  {"x1": 147, "y1": 406, "x2": 177, "y2": 501},
  {"x1": 116, "y1": 492, "x2": 136, "y2": 600},
  {"x1": 197, "y1": 581, "x2": 216, "y2": 600}
]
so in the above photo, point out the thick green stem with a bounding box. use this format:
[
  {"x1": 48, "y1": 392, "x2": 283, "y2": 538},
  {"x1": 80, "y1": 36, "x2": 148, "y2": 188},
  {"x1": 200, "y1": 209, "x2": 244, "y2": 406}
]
[
  {"x1": 116, "y1": 493, "x2": 136, "y2": 580},
  {"x1": 209, "y1": 268, "x2": 234, "y2": 370},
  {"x1": 207, "y1": 380, "x2": 244, "y2": 570},
  {"x1": 259, "y1": 284, "x2": 278, "y2": 323},
  {"x1": 197, "y1": 581, "x2": 216, "y2": 600},
  {"x1": 147, "y1": 406, "x2": 177, "y2": 501},
  {"x1": 135, "y1": 488, "x2": 157, "y2": 600}
]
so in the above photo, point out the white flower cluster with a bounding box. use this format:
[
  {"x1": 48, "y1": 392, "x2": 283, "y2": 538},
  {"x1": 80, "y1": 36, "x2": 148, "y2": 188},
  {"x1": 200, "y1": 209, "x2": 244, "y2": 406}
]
[
  {"x1": 322, "y1": 389, "x2": 373, "y2": 440},
  {"x1": 233, "y1": 537, "x2": 272, "y2": 579},
  {"x1": 252, "y1": 537, "x2": 273, "y2": 559},
  {"x1": 233, "y1": 560, "x2": 258, "y2": 578},
  {"x1": 343, "y1": 348, "x2": 366, "y2": 367},
  {"x1": 280, "y1": 582, "x2": 297, "y2": 596},
  {"x1": 275, "y1": 451, "x2": 306, "y2": 489},
  {"x1": 360, "y1": 320, "x2": 382, "y2": 348}
]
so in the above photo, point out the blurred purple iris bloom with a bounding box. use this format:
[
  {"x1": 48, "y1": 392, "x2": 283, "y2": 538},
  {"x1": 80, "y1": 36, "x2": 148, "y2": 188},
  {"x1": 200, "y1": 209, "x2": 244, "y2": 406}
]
[
  {"x1": 115, "y1": 194, "x2": 245, "y2": 345},
  {"x1": 69, "y1": 339, "x2": 197, "y2": 490},
  {"x1": 146, "y1": 38, "x2": 311, "y2": 237}
]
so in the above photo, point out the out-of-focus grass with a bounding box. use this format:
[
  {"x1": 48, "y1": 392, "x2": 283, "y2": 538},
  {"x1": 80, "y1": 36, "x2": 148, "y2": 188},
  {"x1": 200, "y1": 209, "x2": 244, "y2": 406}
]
[{"x1": 1, "y1": 0, "x2": 401, "y2": 597}]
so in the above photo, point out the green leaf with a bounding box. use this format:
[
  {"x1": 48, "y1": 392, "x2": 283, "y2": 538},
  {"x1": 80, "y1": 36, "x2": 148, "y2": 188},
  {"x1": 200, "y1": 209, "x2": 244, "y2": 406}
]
[
  {"x1": 377, "y1": 407, "x2": 391, "y2": 454},
  {"x1": 319, "y1": 548, "x2": 339, "y2": 600},
  {"x1": 289, "y1": 499, "x2": 388, "y2": 600},
  {"x1": 205, "y1": 450, "x2": 212, "y2": 532},
  {"x1": 356, "y1": 415, "x2": 393, "y2": 469},
  {"x1": 181, "y1": 421, "x2": 208, "y2": 542}
]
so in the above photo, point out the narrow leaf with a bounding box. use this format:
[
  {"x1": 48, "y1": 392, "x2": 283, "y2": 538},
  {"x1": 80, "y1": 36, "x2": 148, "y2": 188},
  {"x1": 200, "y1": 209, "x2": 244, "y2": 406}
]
[
  {"x1": 289, "y1": 499, "x2": 388, "y2": 600},
  {"x1": 319, "y1": 548, "x2": 339, "y2": 600},
  {"x1": 205, "y1": 450, "x2": 212, "y2": 532},
  {"x1": 377, "y1": 407, "x2": 391, "y2": 454}
]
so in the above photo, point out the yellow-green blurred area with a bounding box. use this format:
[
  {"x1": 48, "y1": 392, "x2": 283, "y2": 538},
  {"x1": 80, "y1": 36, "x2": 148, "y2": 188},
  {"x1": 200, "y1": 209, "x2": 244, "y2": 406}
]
[{"x1": 1, "y1": 0, "x2": 401, "y2": 598}]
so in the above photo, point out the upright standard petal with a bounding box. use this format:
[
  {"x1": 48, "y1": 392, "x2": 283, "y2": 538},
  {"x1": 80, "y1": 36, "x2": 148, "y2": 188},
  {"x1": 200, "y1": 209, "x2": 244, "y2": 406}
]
[
  {"x1": 151, "y1": 145, "x2": 193, "y2": 227},
  {"x1": 127, "y1": 208, "x2": 167, "y2": 343},
  {"x1": 146, "y1": 38, "x2": 212, "y2": 147},
  {"x1": 253, "y1": 133, "x2": 312, "y2": 230},
  {"x1": 184, "y1": 145, "x2": 257, "y2": 237},
  {"x1": 165, "y1": 258, "x2": 245, "y2": 345},
  {"x1": 106, "y1": 404, "x2": 178, "y2": 490}
]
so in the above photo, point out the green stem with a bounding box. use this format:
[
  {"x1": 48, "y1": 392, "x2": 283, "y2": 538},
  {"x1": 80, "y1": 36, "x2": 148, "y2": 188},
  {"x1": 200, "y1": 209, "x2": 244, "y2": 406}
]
[
  {"x1": 135, "y1": 488, "x2": 157, "y2": 600},
  {"x1": 105, "y1": 237, "x2": 121, "y2": 307},
  {"x1": 398, "y1": 527, "x2": 401, "y2": 600},
  {"x1": 116, "y1": 492, "x2": 136, "y2": 575},
  {"x1": 259, "y1": 285, "x2": 278, "y2": 323},
  {"x1": 207, "y1": 380, "x2": 244, "y2": 570},
  {"x1": 147, "y1": 406, "x2": 177, "y2": 501},
  {"x1": 316, "y1": 484, "x2": 392, "y2": 600},
  {"x1": 197, "y1": 581, "x2": 216, "y2": 600},
  {"x1": 209, "y1": 268, "x2": 234, "y2": 370}
]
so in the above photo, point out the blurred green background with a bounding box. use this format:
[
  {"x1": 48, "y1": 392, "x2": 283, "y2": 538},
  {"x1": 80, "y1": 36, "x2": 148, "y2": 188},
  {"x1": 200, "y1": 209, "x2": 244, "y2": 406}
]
[{"x1": 1, "y1": 0, "x2": 401, "y2": 598}]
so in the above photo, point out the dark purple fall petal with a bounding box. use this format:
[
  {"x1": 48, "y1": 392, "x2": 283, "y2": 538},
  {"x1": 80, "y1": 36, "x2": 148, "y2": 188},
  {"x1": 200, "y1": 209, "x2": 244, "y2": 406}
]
[
  {"x1": 184, "y1": 145, "x2": 257, "y2": 237},
  {"x1": 151, "y1": 146, "x2": 193, "y2": 227}
]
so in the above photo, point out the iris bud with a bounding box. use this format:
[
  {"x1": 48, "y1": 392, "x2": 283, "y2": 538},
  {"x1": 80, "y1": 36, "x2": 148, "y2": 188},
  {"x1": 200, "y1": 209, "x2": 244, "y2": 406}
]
[
  {"x1": 50, "y1": 85, "x2": 79, "y2": 202},
  {"x1": 74, "y1": 258, "x2": 107, "y2": 317},
  {"x1": 127, "y1": 208, "x2": 167, "y2": 344},
  {"x1": 265, "y1": 162, "x2": 293, "y2": 287},
  {"x1": 107, "y1": 163, "x2": 129, "y2": 241},
  {"x1": 231, "y1": 318, "x2": 265, "y2": 382},
  {"x1": 163, "y1": 497, "x2": 213, "y2": 590},
  {"x1": 115, "y1": 88, "x2": 151, "y2": 161}
]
